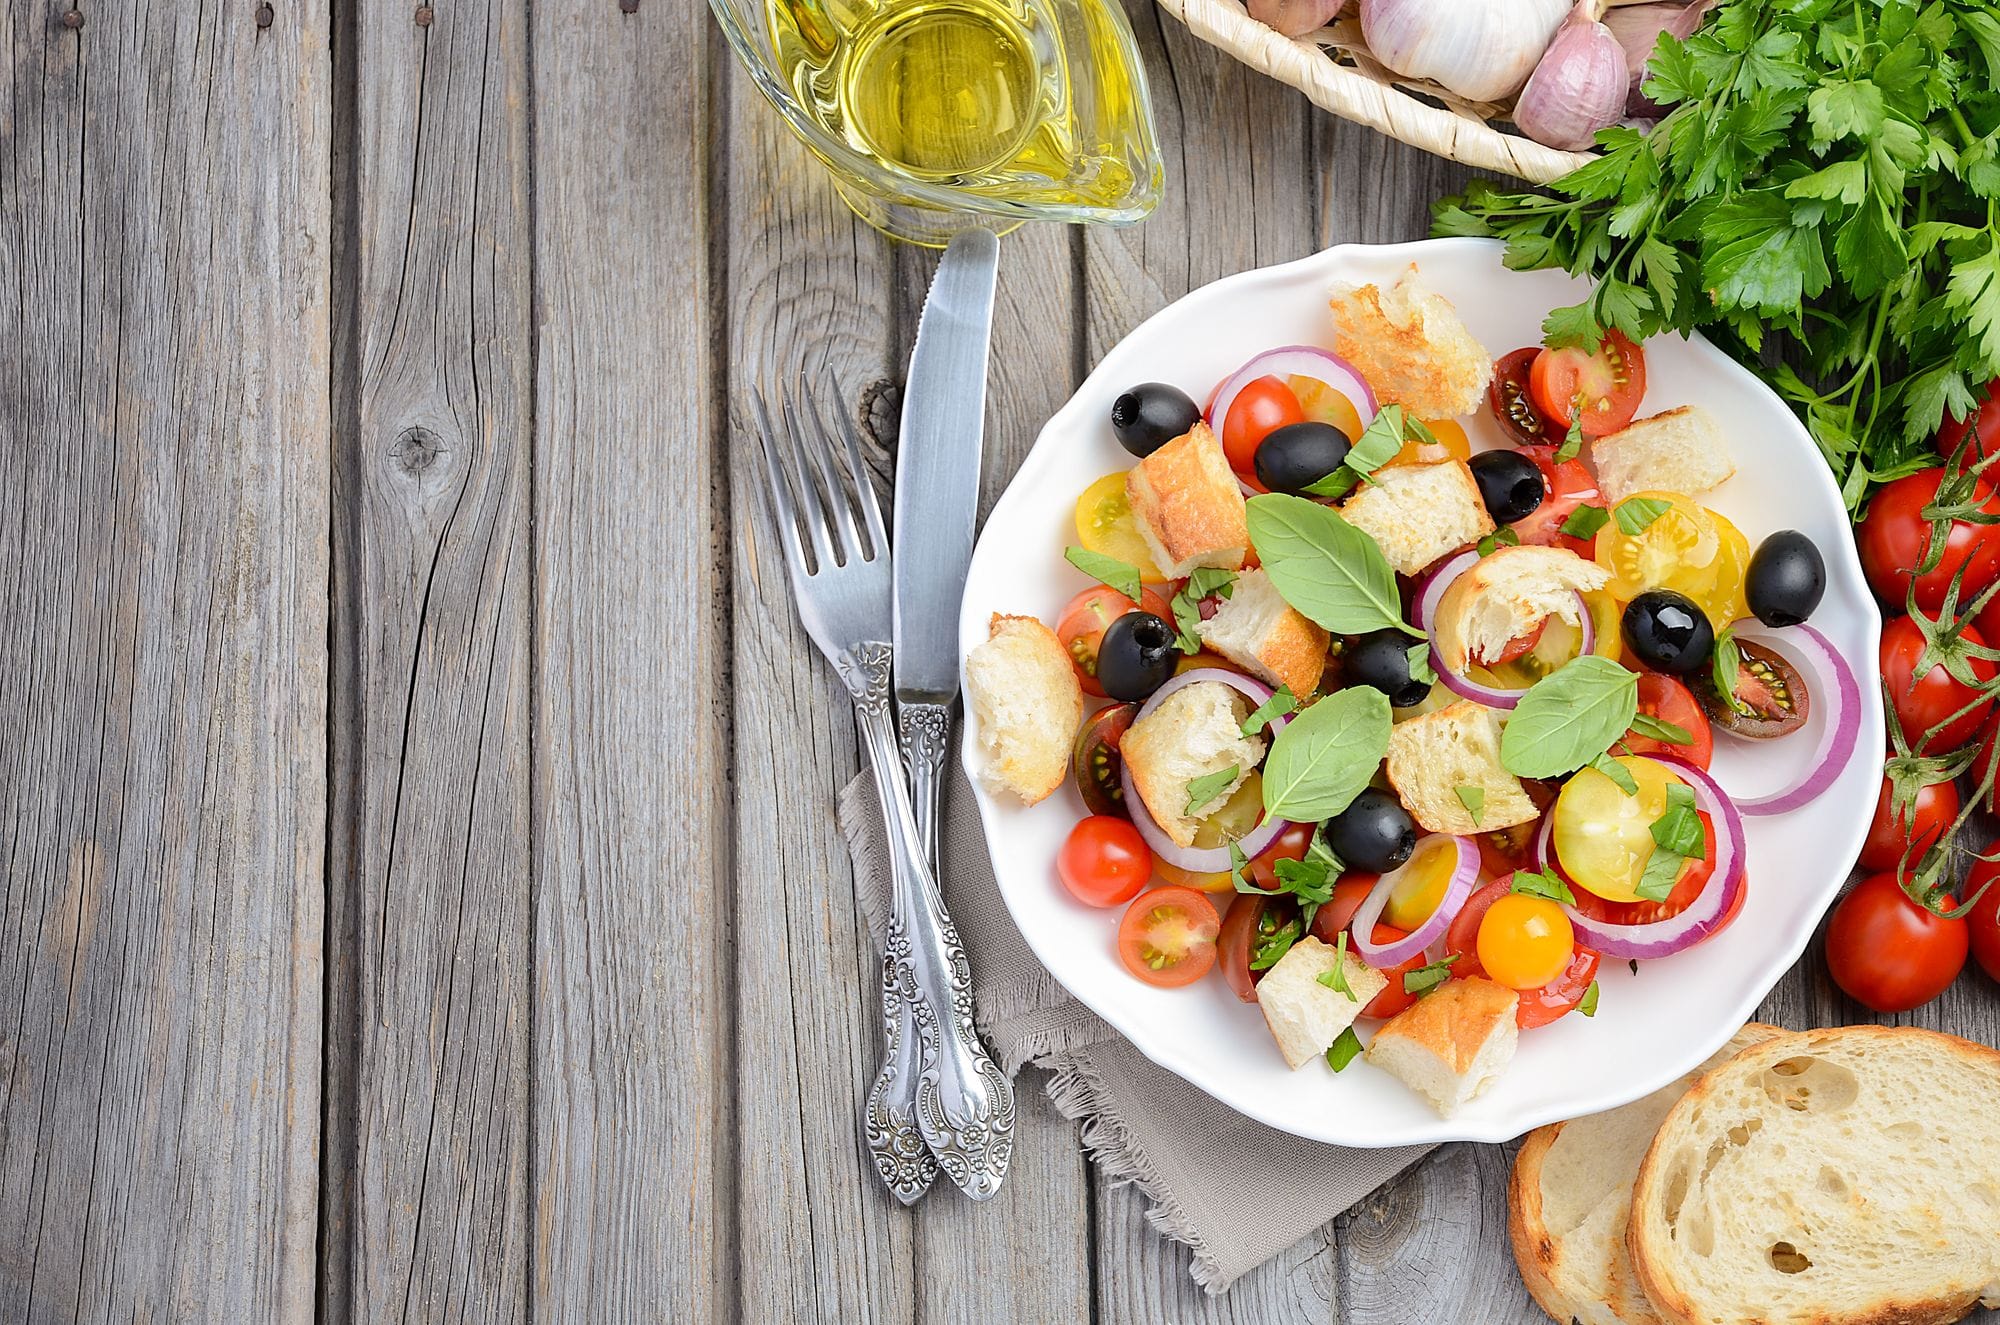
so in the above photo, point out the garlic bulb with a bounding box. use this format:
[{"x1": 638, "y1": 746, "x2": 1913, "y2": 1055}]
[
  {"x1": 1513, "y1": 0, "x2": 1628, "y2": 149},
  {"x1": 1602, "y1": 0, "x2": 1717, "y2": 115},
  {"x1": 1361, "y1": 0, "x2": 1571, "y2": 103},
  {"x1": 1248, "y1": 0, "x2": 1345, "y2": 38}
]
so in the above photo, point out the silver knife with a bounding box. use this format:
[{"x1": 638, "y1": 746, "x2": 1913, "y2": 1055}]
[{"x1": 875, "y1": 226, "x2": 1008, "y2": 1204}]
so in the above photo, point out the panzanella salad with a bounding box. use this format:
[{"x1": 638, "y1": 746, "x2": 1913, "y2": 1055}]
[{"x1": 962, "y1": 265, "x2": 1854, "y2": 1118}]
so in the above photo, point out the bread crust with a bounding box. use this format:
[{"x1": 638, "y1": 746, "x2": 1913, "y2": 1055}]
[
  {"x1": 966, "y1": 613, "x2": 1083, "y2": 804},
  {"x1": 1125, "y1": 421, "x2": 1248, "y2": 577},
  {"x1": 1329, "y1": 266, "x2": 1493, "y2": 418},
  {"x1": 1253, "y1": 607, "x2": 1330, "y2": 699},
  {"x1": 1373, "y1": 976, "x2": 1519, "y2": 1072}
]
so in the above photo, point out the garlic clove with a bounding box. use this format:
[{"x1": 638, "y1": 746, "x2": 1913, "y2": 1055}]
[
  {"x1": 1602, "y1": 0, "x2": 1717, "y2": 115},
  {"x1": 1360, "y1": 0, "x2": 1570, "y2": 104},
  {"x1": 1248, "y1": 0, "x2": 1346, "y2": 38},
  {"x1": 1512, "y1": 0, "x2": 1630, "y2": 150}
]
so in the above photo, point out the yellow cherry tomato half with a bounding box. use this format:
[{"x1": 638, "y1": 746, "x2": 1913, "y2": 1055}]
[
  {"x1": 1190, "y1": 771, "x2": 1265, "y2": 851},
  {"x1": 1390, "y1": 417, "x2": 1473, "y2": 467},
  {"x1": 1592, "y1": 491, "x2": 1721, "y2": 603},
  {"x1": 1691, "y1": 508, "x2": 1751, "y2": 630},
  {"x1": 1476, "y1": 893, "x2": 1576, "y2": 990},
  {"x1": 1553, "y1": 756, "x2": 1687, "y2": 904},
  {"x1": 1287, "y1": 375, "x2": 1365, "y2": 442},
  {"x1": 1383, "y1": 839, "x2": 1459, "y2": 930},
  {"x1": 1583, "y1": 589, "x2": 1623, "y2": 659},
  {"x1": 1074, "y1": 472, "x2": 1164, "y2": 579}
]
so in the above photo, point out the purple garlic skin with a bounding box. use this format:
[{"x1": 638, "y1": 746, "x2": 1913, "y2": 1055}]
[
  {"x1": 1513, "y1": 3, "x2": 1630, "y2": 150},
  {"x1": 1248, "y1": 0, "x2": 1344, "y2": 38},
  {"x1": 1604, "y1": 0, "x2": 1718, "y2": 115}
]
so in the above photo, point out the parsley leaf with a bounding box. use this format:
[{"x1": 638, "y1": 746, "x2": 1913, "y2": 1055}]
[
  {"x1": 1325, "y1": 1026, "x2": 1365, "y2": 1072},
  {"x1": 1063, "y1": 546, "x2": 1143, "y2": 603}
]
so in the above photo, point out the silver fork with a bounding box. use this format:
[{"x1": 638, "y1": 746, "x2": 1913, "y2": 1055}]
[{"x1": 748, "y1": 368, "x2": 1014, "y2": 1203}]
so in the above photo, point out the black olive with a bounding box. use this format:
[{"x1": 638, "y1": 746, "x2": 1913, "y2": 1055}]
[
  {"x1": 1468, "y1": 450, "x2": 1546, "y2": 525},
  {"x1": 1622, "y1": 590, "x2": 1716, "y2": 674},
  {"x1": 1096, "y1": 611, "x2": 1179, "y2": 701},
  {"x1": 1110, "y1": 383, "x2": 1202, "y2": 457},
  {"x1": 1745, "y1": 530, "x2": 1826, "y2": 627},
  {"x1": 1325, "y1": 788, "x2": 1417, "y2": 874},
  {"x1": 1345, "y1": 629, "x2": 1432, "y2": 708},
  {"x1": 1253, "y1": 421, "x2": 1353, "y2": 494}
]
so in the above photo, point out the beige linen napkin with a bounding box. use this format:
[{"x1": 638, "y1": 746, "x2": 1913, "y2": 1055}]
[{"x1": 837, "y1": 769, "x2": 1433, "y2": 1293}]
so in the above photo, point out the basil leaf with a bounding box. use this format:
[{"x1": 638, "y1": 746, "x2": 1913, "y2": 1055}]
[
  {"x1": 1251, "y1": 918, "x2": 1302, "y2": 971},
  {"x1": 1403, "y1": 953, "x2": 1460, "y2": 996},
  {"x1": 1556, "y1": 413, "x2": 1585, "y2": 463},
  {"x1": 1261, "y1": 687, "x2": 1393, "y2": 821},
  {"x1": 1590, "y1": 750, "x2": 1640, "y2": 795},
  {"x1": 1301, "y1": 467, "x2": 1360, "y2": 499},
  {"x1": 1187, "y1": 567, "x2": 1238, "y2": 599},
  {"x1": 1305, "y1": 825, "x2": 1345, "y2": 875},
  {"x1": 1630, "y1": 713, "x2": 1693, "y2": 746},
  {"x1": 1578, "y1": 981, "x2": 1600, "y2": 1017},
  {"x1": 1345, "y1": 406, "x2": 1408, "y2": 477},
  {"x1": 1229, "y1": 842, "x2": 1253, "y2": 893},
  {"x1": 1169, "y1": 569, "x2": 1237, "y2": 656},
  {"x1": 1063, "y1": 545, "x2": 1142, "y2": 603},
  {"x1": 1510, "y1": 868, "x2": 1576, "y2": 905},
  {"x1": 1614, "y1": 496, "x2": 1673, "y2": 535},
  {"x1": 1317, "y1": 933, "x2": 1358, "y2": 1001},
  {"x1": 1500, "y1": 656, "x2": 1641, "y2": 779},
  {"x1": 1325, "y1": 1026, "x2": 1364, "y2": 1072},
  {"x1": 1186, "y1": 767, "x2": 1240, "y2": 818},
  {"x1": 1712, "y1": 628, "x2": 1751, "y2": 715},
  {"x1": 1560, "y1": 504, "x2": 1611, "y2": 539},
  {"x1": 1477, "y1": 527, "x2": 1521, "y2": 557},
  {"x1": 1454, "y1": 784, "x2": 1485, "y2": 826},
  {"x1": 1240, "y1": 684, "x2": 1298, "y2": 736},
  {"x1": 1634, "y1": 845, "x2": 1684, "y2": 902},
  {"x1": 1246, "y1": 494, "x2": 1415, "y2": 636},
  {"x1": 1650, "y1": 782, "x2": 1706, "y2": 857}
]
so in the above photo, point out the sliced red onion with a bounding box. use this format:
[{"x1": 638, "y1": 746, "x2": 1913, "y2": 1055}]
[
  {"x1": 1414, "y1": 549, "x2": 1594, "y2": 710},
  {"x1": 1118, "y1": 669, "x2": 1291, "y2": 872},
  {"x1": 1721, "y1": 622, "x2": 1861, "y2": 816},
  {"x1": 1530, "y1": 810, "x2": 1557, "y2": 874},
  {"x1": 1205, "y1": 346, "x2": 1378, "y2": 444},
  {"x1": 1349, "y1": 835, "x2": 1479, "y2": 967},
  {"x1": 1560, "y1": 755, "x2": 1746, "y2": 960}
]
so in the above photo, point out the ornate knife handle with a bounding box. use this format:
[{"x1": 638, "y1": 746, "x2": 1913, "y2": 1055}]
[{"x1": 841, "y1": 645, "x2": 1014, "y2": 1201}]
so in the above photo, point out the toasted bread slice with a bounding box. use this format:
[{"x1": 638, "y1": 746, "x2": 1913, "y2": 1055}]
[
  {"x1": 1119, "y1": 679, "x2": 1265, "y2": 847},
  {"x1": 1256, "y1": 936, "x2": 1388, "y2": 1069},
  {"x1": 1591, "y1": 406, "x2": 1736, "y2": 504},
  {"x1": 1125, "y1": 421, "x2": 1249, "y2": 578},
  {"x1": 1196, "y1": 568, "x2": 1329, "y2": 699},
  {"x1": 1384, "y1": 699, "x2": 1538, "y2": 835},
  {"x1": 1338, "y1": 460, "x2": 1495, "y2": 577},
  {"x1": 1365, "y1": 977, "x2": 1519, "y2": 1116},
  {"x1": 1328, "y1": 265, "x2": 1494, "y2": 419},
  {"x1": 964, "y1": 614, "x2": 1085, "y2": 804},
  {"x1": 1510, "y1": 1024, "x2": 1784, "y2": 1325},
  {"x1": 1433, "y1": 545, "x2": 1612, "y2": 672},
  {"x1": 1629, "y1": 1026, "x2": 2000, "y2": 1325}
]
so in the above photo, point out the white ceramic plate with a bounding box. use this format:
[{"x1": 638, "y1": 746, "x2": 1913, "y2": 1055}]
[{"x1": 958, "y1": 238, "x2": 1883, "y2": 1147}]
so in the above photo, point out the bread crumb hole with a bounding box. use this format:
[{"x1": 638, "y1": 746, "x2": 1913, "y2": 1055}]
[
  {"x1": 1771, "y1": 1057, "x2": 1810, "y2": 1076},
  {"x1": 1817, "y1": 1167, "x2": 1848, "y2": 1197},
  {"x1": 1725, "y1": 1118, "x2": 1762, "y2": 1145},
  {"x1": 1885, "y1": 1120, "x2": 1923, "y2": 1141},
  {"x1": 1769, "y1": 1241, "x2": 1811, "y2": 1274},
  {"x1": 1760, "y1": 1057, "x2": 1858, "y2": 1113},
  {"x1": 1662, "y1": 1157, "x2": 1692, "y2": 1232}
]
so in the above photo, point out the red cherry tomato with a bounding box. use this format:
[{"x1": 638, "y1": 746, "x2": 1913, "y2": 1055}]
[
  {"x1": 1248, "y1": 821, "x2": 1315, "y2": 891},
  {"x1": 1055, "y1": 583, "x2": 1174, "y2": 697},
  {"x1": 1934, "y1": 378, "x2": 2000, "y2": 467},
  {"x1": 1509, "y1": 445, "x2": 1601, "y2": 554},
  {"x1": 1617, "y1": 674, "x2": 1715, "y2": 769},
  {"x1": 1476, "y1": 819, "x2": 1543, "y2": 880},
  {"x1": 1516, "y1": 947, "x2": 1602, "y2": 1029},
  {"x1": 1529, "y1": 331, "x2": 1647, "y2": 439},
  {"x1": 1963, "y1": 843, "x2": 2000, "y2": 983},
  {"x1": 1881, "y1": 614, "x2": 1998, "y2": 754},
  {"x1": 1857, "y1": 775, "x2": 1960, "y2": 874},
  {"x1": 1858, "y1": 469, "x2": 2000, "y2": 614},
  {"x1": 1975, "y1": 718, "x2": 2000, "y2": 815},
  {"x1": 1220, "y1": 376, "x2": 1306, "y2": 476},
  {"x1": 1057, "y1": 815, "x2": 1153, "y2": 908},
  {"x1": 1489, "y1": 348, "x2": 1558, "y2": 446},
  {"x1": 1116, "y1": 886, "x2": 1221, "y2": 988},
  {"x1": 1308, "y1": 880, "x2": 1422, "y2": 1018},
  {"x1": 1217, "y1": 891, "x2": 1303, "y2": 1002},
  {"x1": 1824, "y1": 872, "x2": 1966, "y2": 1013}
]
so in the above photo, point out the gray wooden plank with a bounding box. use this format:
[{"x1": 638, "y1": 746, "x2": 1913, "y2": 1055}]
[
  {"x1": 0, "y1": 3, "x2": 329, "y2": 1320},
  {"x1": 529, "y1": 4, "x2": 731, "y2": 1320},
  {"x1": 323, "y1": 0, "x2": 534, "y2": 1320}
]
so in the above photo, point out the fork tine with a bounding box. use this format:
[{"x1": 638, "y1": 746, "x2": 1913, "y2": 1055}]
[
  {"x1": 749, "y1": 386, "x2": 812, "y2": 579},
  {"x1": 819, "y1": 358, "x2": 890, "y2": 559},
  {"x1": 797, "y1": 364, "x2": 870, "y2": 565},
  {"x1": 777, "y1": 375, "x2": 842, "y2": 571}
]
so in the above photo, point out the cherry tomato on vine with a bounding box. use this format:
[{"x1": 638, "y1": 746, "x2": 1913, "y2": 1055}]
[
  {"x1": 1880, "y1": 614, "x2": 1997, "y2": 754},
  {"x1": 1962, "y1": 844, "x2": 2000, "y2": 984},
  {"x1": 1116, "y1": 887, "x2": 1220, "y2": 988},
  {"x1": 1823, "y1": 872, "x2": 1966, "y2": 1013},
  {"x1": 1057, "y1": 816, "x2": 1153, "y2": 908},
  {"x1": 1857, "y1": 469, "x2": 2000, "y2": 614},
  {"x1": 1934, "y1": 378, "x2": 2000, "y2": 467},
  {"x1": 1220, "y1": 376, "x2": 1306, "y2": 476},
  {"x1": 1529, "y1": 330, "x2": 1647, "y2": 439},
  {"x1": 1857, "y1": 776, "x2": 1960, "y2": 874}
]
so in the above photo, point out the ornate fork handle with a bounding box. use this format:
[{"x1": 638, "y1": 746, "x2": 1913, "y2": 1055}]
[{"x1": 843, "y1": 644, "x2": 1014, "y2": 1201}]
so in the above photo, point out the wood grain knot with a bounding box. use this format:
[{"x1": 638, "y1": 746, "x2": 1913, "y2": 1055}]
[
  {"x1": 61, "y1": 9, "x2": 82, "y2": 29},
  {"x1": 390, "y1": 427, "x2": 448, "y2": 477},
  {"x1": 619, "y1": 0, "x2": 640, "y2": 12},
  {"x1": 414, "y1": 4, "x2": 433, "y2": 25},
  {"x1": 255, "y1": 2, "x2": 273, "y2": 27},
  {"x1": 859, "y1": 378, "x2": 900, "y2": 451}
]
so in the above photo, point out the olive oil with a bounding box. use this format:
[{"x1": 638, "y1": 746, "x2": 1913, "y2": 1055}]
[{"x1": 765, "y1": 0, "x2": 1157, "y2": 222}]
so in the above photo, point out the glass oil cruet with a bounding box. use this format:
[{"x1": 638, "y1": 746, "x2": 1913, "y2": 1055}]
[{"x1": 711, "y1": 0, "x2": 1163, "y2": 245}]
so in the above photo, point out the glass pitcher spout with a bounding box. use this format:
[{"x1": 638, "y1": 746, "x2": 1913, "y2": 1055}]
[{"x1": 713, "y1": 0, "x2": 1164, "y2": 245}]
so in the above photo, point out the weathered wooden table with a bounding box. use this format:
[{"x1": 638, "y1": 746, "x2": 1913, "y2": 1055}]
[{"x1": 5, "y1": 3, "x2": 1997, "y2": 1321}]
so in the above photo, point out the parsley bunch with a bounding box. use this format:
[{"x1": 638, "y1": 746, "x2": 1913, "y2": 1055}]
[{"x1": 1434, "y1": 0, "x2": 2000, "y2": 509}]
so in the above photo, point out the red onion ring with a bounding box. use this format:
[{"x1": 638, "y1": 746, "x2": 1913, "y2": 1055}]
[
  {"x1": 1559, "y1": 755, "x2": 1746, "y2": 960},
  {"x1": 1349, "y1": 834, "x2": 1479, "y2": 967},
  {"x1": 1412, "y1": 549, "x2": 1595, "y2": 710},
  {"x1": 1530, "y1": 811, "x2": 1557, "y2": 874},
  {"x1": 1721, "y1": 622, "x2": 1860, "y2": 816},
  {"x1": 1117, "y1": 669, "x2": 1291, "y2": 872},
  {"x1": 1205, "y1": 346, "x2": 1378, "y2": 443}
]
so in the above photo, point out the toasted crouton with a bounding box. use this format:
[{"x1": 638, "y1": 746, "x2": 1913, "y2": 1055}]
[
  {"x1": 1257, "y1": 937, "x2": 1389, "y2": 1070},
  {"x1": 1385, "y1": 700, "x2": 1538, "y2": 835},
  {"x1": 1365, "y1": 977, "x2": 1520, "y2": 1117},
  {"x1": 1125, "y1": 422, "x2": 1249, "y2": 578},
  {"x1": 1590, "y1": 405, "x2": 1736, "y2": 503},
  {"x1": 964, "y1": 614, "x2": 1084, "y2": 805},
  {"x1": 1432, "y1": 545, "x2": 1611, "y2": 672},
  {"x1": 1338, "y1": 460, "x2": 1495, "y2": 577},
  {"x1": 1329, "y1": 266, "x2": 1493, "y2": 419},
  {"x1": 1196, "y1": 569, "x2": 1329, "y2": 700},
  {"x1": 1119, "y1": 680, "x2": 1265, "y2": 847}
]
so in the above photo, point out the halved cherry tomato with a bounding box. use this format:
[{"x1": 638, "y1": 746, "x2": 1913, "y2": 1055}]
[
  {"x1": 1553, "y1": 757, "x2": 1697, "y2": 904},
  {"x1": 1489, "y1": 348, "x2": 1558, "y2": 446},
  {"x1": 1618, "y1": 674, "x2": 1714, "y2": 769},
  {"x1": 1289, "y1": 375, "x2": 1365, "y2": 441},
  {"x1": 1858, "y1": 468, "x2": 2000, "y2": 614},
  {"x1": 1072, "y1": 703, "x2": 1138, "y2": 816},
  {"x1": 1516, "y1": 947, "x2": 1602, "y2": 1029},
  {"x1": 1529, "y1": 330, "x2": 1647, "y2": 439},
  {"x1": 1058, "y1": 816, "x2": 1152, "y2": 908},
  {"x1": 1691, "y1": 509, "x2": 1751, "y2": 630},
  {"x1": 1116, "y1": 886, "x2": 1220, "y2": 988},
  {"x1": 1390, "y1": 417, "x2": 1473, "y2": 468},
  {"x1": 1569, "y1": 815, "x2": 1717, "y2": 926},
  {"x1": 1858, "y1": 775, "x2": 1960, "y2": 874},
  {"x1": 1882, "y1": 614, "x2": 1997, "y2": 754},
  {"x1": 1309, "y1": 879, "x2": 1422, "y2": 1018},
  {"x1": 1450, "y1": 878, "x2": 1606, "y2": 1025},
  {"x1": 1824, "y1": 873, "x2": 1966, "y2": 1013},
  {"x1": 1220, "y1": 376, "x2": 1306, "y2": 475},
  {"x1": 1510, "y1": 446, "x2": 1600, "y2": 553},
  {"x1": 1218, "y1": 891, "x2": 1303, "y2": 1002},
  {"x1": 1485, "y1": 619, "x2": 1548, "y2": 666},
  {"x1": 1248, "y1": 821, "x2": 1315, "y2": 890},
  {"x1": 1934, "y1": 378, "x2": 2000, "y2": 467},
  {"x1": 1074, "y1": 472, "x2": 1165, "y2": 579},
  {"x1": 1055, "y1": 583, "x2": 1173, "y2": 698},
  {"x1": 1593, "y1": 491, "x2": 1722, "y2": 603},
  {"x1": 1478, "y1": 820, "x2": 1541, "y2": 880}
]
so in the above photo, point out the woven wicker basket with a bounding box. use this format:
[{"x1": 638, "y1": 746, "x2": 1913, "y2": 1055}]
[{"x1": 1158, "y1": 0, "x2": 1596, "y2": 184}]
